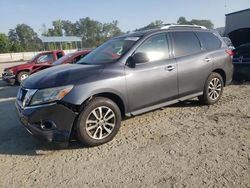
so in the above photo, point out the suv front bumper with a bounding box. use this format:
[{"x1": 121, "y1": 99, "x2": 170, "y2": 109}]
[{"x1": 15, "y1": 100, "x2": 77, "y2": 143}]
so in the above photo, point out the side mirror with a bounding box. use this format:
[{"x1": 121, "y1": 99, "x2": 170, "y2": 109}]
[{"x1": 126, "y1": 52, "x2": 149, "y2": 68}]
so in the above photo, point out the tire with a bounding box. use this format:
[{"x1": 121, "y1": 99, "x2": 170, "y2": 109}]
[
  {"x1": 198, "y1": 72, "x2": 224, "y2": 105},
  {"x1": 76, "y1": 97, "x2": 121, "y2": 147},
  {"x1": 17, "y1": 71, "x2": 29, "y2": 84}
]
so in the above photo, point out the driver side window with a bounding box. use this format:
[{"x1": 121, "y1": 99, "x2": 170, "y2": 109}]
[
  {"x1": 37, "y1": 54, "x2": 53, "y2": 64},
  {"x1": 135, "y1": 33, "x2": 169, "y2": 62}
]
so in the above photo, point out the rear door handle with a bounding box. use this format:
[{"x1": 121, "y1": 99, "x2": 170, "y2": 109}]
[
  {"x1": 204, "y1": 58, "x2": 212, "y2": 62},
  {"x1": 165, "y1": 65, "x2": 175, "y2": 71}
]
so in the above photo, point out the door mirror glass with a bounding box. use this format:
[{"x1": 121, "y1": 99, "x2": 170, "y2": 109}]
[{"x1": 132, "y1": 52, "x2": 149, "y2": 64}]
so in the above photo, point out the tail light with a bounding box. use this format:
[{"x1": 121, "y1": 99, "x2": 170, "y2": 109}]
[{"x1": 226, "y1": 49, "x2": 234, "y2": 56}]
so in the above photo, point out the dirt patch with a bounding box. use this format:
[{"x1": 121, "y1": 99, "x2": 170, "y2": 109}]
[{"x1": 0, "y1": 83, "x2": 249, "y2": 187}]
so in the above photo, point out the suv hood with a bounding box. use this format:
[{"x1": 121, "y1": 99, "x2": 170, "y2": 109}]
[{"x1": 22, "y1": 64, "x2": 104, "y2": 89}]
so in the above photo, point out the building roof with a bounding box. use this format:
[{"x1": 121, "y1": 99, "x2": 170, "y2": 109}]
[
  {"x1": 40, "y1": 36, "x2": 82, "y2": 43},
  {"x1": 226, "y1": 8, "x2": 250, "y2": 16}
]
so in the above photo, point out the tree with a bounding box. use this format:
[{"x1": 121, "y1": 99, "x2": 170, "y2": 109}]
[
  {"x1": 101, "y1": 21, "x2": 122, "y2": 41},
  {"x1": 10, "y1": 43, "x2": 24, "y2": 52},
  {"x1": 43, "y1": 20, "x2": 64, "y2": 36},
  {"x1": 6, "y1": 18, "x2": 124, "y2": 52},
  {"x1": 42, "y1": 17, "x2": 123, "y2": 48},
  {"x1": 0, "y1": 33, "x2": 11, "y2": 53},
  {"x1": 8, "y1": 29, "x2": 24, "y2": 52},
  {"x1": 190, "y1": 19, "x2": 214, "y2": 29},
  {"x1": 62, "y1": 20, "x2": 77, "y2": 36},
  {"x1": 135, "y1": 20, "x2": 164, "y2": 31},
  {"x1": 177, "y1": 17, "x2": 190, "y2": 25},
  {"x1": 75, "y1": 17, "x2": 102, "y2": 47},
  {"x1": 9, "y1": 24, "x2": 42, "y2": 51},
  {"x1": 177, "y1": 17, "x2": 214, "y2": 29}
]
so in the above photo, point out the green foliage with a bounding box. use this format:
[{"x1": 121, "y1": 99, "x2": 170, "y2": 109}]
[
  {"x1": 8, "y1": 24, "x2": 42, "y2": 52},
  {"x1": 43, "y1": 17, "x2": 123, "y2": 49},
  {"x1": 0, "y1": 33, "x2": 11, "y2": 53},
  {"x1": 10, "y1": 43, "x2": 24, "y2": 52},
  {"x1": 62, "y1": 20, "x2": 77, "y2": 36},
  {"x1": 135, "y1": 20, "x2": 164, "y2": 31},
  {"x1": 43, "y1": 20, "x2": 64, "y2": 36},
  {"x1": 177, "y1": 17, "x2": 190, "y2": 25},
  {"x1": 177, "y1": 17, "x2": 214, "y2": 29}
]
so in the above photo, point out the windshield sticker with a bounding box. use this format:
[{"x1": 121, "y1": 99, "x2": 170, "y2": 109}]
[{"x1": 125, "y1": 37, "x2": 140, "y2": 41}]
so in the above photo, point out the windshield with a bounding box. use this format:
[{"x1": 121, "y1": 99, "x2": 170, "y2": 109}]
[
  {"x1": 53, "y1": 53, "x2": 73, "y2": 65},
  {"x1": 77, "y1": 37, "x2": 140, "y2": 64}
]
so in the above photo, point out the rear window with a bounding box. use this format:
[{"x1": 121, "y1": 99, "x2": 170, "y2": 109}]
[
  {"x1": 172, "y1": 32, "x2": 202, "y2": 57},
  {"x1": 196, "y1": 32, "x2": 222, "y2": 50}
]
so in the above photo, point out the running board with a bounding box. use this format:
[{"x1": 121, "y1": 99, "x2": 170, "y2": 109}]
[{"x1": 125, "y1": 92, "x2": 203, "y2": 117}]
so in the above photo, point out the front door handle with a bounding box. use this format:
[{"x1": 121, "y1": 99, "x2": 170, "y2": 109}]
[
  {"x1": 204, "y1": 58, "x2": 212, "y2": 62},
  {"x1": 165, "y1": 65, "x2": 175, "y2": 71}
]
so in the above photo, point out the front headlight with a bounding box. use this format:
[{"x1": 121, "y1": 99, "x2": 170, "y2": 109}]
[{"x1": 29, "y1": 85, "x2": 73, "y2": 106}]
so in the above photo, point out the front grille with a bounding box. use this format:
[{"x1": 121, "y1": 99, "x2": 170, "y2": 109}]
[{"x1": 3, "y1": 70, "x2": 13, "y2": 76}]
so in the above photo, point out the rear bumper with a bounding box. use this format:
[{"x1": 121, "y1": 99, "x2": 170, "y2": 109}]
[{"x1": 15, "y1": 100, "x2": 77, "y2": 143}]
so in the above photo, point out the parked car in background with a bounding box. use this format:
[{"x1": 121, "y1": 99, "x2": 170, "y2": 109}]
[
  {"x1": 233, "y1": 43, "x2": 250, "y2": 81},
  {"x1": 16, "y1": 25, "x2": 233, "y2": 147},
  {"x1": 2, "y1": 50, "x2": 65, "y2": 84},
  {"x1": 30, "y1": 50, "x2": 91, "y2": 75}
]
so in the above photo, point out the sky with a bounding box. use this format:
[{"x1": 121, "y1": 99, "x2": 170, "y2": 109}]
[{"x1": 0, "y1": 0, "x2": 249, "y2": 35}]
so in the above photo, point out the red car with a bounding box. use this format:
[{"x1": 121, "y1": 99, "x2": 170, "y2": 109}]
[
  {"x1": 2, "y1": 50, "x2": 65, "y2": 84},
  {"x1": 30, "y1": 50, "x2": 91, "y2": 75}
]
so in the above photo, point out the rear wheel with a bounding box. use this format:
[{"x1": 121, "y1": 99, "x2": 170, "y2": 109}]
[
  {"x1": 17, "y1": 71, "x2": 29, "y2": 84},
  {"x1": 198, "y1": 72, "x2": 224, "y2": 105},
  {"x1": 76, "y1": 97, "x2": 121, "y2": 147}
]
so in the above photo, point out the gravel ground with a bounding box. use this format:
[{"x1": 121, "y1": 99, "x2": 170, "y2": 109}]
[{"x1": 0, "y1": 79, "x2": 249, "y2": 188}]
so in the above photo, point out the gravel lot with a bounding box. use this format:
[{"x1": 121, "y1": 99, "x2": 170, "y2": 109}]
[{"x1": 0, "y1": 78, "x2": 249, "y2": 188}]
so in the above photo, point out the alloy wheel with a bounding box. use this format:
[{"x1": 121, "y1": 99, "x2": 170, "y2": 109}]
[
  {"x1": 85, "y1": 106, "x2": 116, "y2": 140},
  {"x1": 208, "y1": 78, "x2": 222, "y2": 100},
  {"x1": 20, "y1": 74, "x2": 29, "y2": 81}
]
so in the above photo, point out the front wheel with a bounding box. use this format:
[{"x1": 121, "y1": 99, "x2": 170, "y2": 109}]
[
  {"x1": 17, "y1": 71, "x2": 29, "y2": 84},
  {"x1": 76, "y1": 97, "x2": 121, "y2": 147},
  {"x1": 198, "y1": 72, "x2": 224, "y2": 105}
]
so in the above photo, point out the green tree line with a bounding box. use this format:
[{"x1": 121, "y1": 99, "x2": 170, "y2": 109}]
[{"x1": 0, "y1": 17, "x2": 214, "y2": 53}]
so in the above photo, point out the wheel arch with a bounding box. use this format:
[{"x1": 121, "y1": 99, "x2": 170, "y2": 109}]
[
  {"x1": 79, "y1": 91, "x2": 127, "y2": 117},
  {"x1": 16, "y1": 69, "x2": 30, "y2": 76},
  {"x1": 212, "y1": 69, "x2": 226, "y2": 86}
]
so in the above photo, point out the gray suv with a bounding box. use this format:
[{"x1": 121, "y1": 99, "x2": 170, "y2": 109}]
[{"x1": 16, "y1": 25, "x2": 233, "y2": 146}]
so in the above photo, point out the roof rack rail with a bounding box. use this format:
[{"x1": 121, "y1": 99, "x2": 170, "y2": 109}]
[{"x1": 161, "y1": 24, "x2": 207, "y2": 30}]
